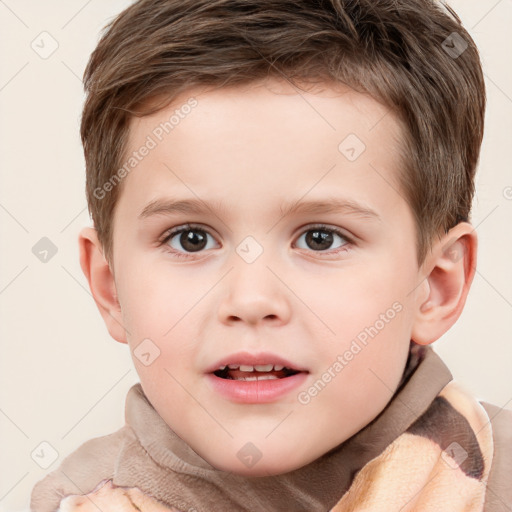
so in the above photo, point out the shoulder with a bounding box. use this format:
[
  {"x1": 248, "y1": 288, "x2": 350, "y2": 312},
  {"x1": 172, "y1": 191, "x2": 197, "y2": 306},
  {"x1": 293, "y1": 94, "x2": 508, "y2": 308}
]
[
  {"x1": 479, "y1": 401, "x2": 512, "y2": 511},
  {"x1": 30, "y1": 425, "x2": 134, "y2": 512}
]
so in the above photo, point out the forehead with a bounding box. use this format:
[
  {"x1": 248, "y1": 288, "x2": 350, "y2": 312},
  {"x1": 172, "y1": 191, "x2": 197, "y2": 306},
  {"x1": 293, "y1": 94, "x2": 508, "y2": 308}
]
[
  {"x1": 118, "y1": 78, "x2": 406, "y2": 219},
  {"x1": 128, "y1": 79, "x2": 399, "y2": 147}
]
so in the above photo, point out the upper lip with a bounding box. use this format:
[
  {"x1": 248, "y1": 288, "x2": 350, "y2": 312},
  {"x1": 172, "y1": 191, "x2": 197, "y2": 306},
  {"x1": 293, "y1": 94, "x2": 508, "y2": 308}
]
[{"x1": 205, "y1": 351, "x2": 309, "y2": 373}]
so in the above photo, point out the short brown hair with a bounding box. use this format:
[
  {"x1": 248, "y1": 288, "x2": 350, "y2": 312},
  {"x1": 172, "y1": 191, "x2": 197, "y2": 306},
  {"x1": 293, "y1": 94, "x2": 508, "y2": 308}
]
[{"x1": 81, "y1": 0, "x2": 486, "y2": 266}]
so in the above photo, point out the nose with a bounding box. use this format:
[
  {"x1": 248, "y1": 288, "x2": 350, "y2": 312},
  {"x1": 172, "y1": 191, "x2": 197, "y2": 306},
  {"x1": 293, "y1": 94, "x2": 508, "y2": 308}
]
[{"x1": 217, "y1": 252, "x2": 292, "y2": 327}]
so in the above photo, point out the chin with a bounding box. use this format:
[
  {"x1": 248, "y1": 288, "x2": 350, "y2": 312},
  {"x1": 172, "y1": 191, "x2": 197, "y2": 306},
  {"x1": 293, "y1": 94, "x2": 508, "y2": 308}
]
[{"x1": 201, "y1": 443, "x2": 310, "y2": 477}]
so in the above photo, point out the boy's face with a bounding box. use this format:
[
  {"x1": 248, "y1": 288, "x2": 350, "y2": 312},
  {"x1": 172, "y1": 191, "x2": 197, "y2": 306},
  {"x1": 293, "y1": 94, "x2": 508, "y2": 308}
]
[{"x1": 108, "y1": 79, "x2": 429, "y2": 475}]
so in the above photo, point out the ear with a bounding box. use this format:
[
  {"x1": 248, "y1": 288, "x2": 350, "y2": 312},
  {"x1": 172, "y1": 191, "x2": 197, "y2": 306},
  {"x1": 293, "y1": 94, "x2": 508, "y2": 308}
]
[
  {"x1": 411, "y1": 222, "x2": 477, "y2": 345},
  {"x1": 78, "y1": 226, "x2": 127, "y2": 344}
]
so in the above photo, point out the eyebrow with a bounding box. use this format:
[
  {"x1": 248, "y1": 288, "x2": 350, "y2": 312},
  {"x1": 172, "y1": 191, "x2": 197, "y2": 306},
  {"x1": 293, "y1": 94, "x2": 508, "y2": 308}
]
[{"x1": 138, "y1": 197, "x2": 381, "y2": 221}]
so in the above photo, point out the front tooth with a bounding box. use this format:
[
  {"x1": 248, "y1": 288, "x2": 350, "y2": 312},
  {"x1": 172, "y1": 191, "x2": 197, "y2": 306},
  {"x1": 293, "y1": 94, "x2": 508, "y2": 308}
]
[
  {"x1": 239, "y1": 365, "x2": 254, "y2": 372},
  {"x1": 228, "y1": 364, "x2": 240, "y2": 370},
  {"x1": 254, "y1": 364, "x2": 273, "y2": 372},
  {"x1": 218, "y1": 365, "x2": 227, "y2": 370},
  {"x1": 273, "y1": 365, "x2": 284, "y2": 371}
]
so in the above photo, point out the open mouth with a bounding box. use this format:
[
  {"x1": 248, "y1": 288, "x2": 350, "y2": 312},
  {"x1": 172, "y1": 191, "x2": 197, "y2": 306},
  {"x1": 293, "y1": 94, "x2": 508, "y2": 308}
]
[
  {"x1": 213, "y1": 364, "x2": 302, "y2": 381},
  {"x1": 206, "y1": 357, "x2": 309, "y2": 403}
]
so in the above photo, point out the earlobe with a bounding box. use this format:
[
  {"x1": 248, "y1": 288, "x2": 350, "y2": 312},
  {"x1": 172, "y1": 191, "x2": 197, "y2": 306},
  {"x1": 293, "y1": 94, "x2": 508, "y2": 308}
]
[
  {"x1": 411, "y1": 222, "x2": 477, "y2": 345},
  {"x1": 78, "y1": 227, "x2": 128, "y2": 344}
]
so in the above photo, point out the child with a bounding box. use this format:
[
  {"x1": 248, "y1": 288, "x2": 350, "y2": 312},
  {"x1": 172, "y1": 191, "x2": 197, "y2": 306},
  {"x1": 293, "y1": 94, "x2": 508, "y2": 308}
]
[{"x1": 31, "y1": 0, "x2": 511, "y2": 510}]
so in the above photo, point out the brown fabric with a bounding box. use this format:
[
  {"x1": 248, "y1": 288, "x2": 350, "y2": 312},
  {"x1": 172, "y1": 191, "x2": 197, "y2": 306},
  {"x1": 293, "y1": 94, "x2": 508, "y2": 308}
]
[
  {"x1": 31, "y1": 343, "x2": 458, "y2": 512},
  {"x1": 481, "y1": 401, "x2": 512, "y2": 512},
  {"x1": 407, "y1": 395, "x2": 485, "y2": 478}
]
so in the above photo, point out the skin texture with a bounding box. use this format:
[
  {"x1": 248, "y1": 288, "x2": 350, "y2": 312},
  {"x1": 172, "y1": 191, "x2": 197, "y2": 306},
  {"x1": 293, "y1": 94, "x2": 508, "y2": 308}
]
[{"x1": 79, "y1": 78, "x2": 477, "y2": 476}]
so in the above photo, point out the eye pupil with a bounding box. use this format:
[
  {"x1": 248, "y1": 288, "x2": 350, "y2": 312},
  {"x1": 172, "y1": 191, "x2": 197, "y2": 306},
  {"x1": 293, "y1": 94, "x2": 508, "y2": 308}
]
[
  {"x1": 306, "y1": 230, "x2": 333, "y2": 251},
  {"x1": 180, "y1": 230, "x2": 207, "y2": 252}
]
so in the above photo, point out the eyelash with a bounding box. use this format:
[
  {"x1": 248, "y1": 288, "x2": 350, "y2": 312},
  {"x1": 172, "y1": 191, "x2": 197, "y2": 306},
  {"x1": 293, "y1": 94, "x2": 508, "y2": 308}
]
[{"x1": 158, "y1": 223, "x2": 354, "y2": 259}]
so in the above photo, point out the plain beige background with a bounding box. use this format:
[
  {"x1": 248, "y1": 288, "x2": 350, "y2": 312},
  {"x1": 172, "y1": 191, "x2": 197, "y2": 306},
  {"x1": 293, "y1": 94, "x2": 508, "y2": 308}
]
[{"x1": 0, "y1": 1, "x2": 511, "y2": 510}]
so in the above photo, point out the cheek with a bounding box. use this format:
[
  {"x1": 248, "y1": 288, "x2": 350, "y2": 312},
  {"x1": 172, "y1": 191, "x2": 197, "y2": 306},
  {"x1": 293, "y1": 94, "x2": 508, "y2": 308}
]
[
  {"x1": 116, "y1": 262, "x2": 200, "y2": 336},
  {"x1": 318, "y1": 266, "x2": 412, "y2": 336},
  {"x1": 312, "y1": 316, "x2": 410, "y2": 431},
  {"x1": 115, "y1": 265, "x2": 205, "y2": 373},
  {"x1": 315, "y1": 261, "x2": 415, "y2": 387}
]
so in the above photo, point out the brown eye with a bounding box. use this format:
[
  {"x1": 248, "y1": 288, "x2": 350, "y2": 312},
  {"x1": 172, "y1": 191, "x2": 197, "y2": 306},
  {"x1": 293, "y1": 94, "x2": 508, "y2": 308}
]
[
  {"x1": 163, "y1": 225, "x2": 218, "y2": 255},
  {"x1": 295, "y1": 226, "x2": 349, "y2": 252}
]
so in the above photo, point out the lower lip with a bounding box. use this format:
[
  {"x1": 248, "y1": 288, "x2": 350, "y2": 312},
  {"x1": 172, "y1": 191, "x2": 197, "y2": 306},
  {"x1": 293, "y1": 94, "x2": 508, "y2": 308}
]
[{"x1": 205, "y1": 372, "x2": 309, "y2": 404}]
